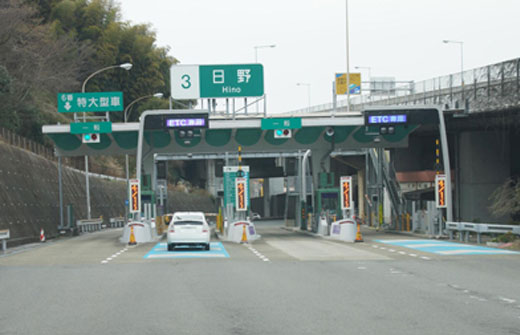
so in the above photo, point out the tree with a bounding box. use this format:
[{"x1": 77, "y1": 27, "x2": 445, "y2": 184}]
[
  {"x1": 0, "y1": 0, "x2": 91, "y2": 138},
  {"x1": 489, "y1": 178, "x2": 520, "y2": 221}
]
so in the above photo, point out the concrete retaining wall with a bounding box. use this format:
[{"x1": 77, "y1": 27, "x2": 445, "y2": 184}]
[
  {"x1": 0, "y1": 142, "x2": 126, "y2": 245},
  {"x1": 0, "y1": 142, "x2": 215, "y2": 246}
]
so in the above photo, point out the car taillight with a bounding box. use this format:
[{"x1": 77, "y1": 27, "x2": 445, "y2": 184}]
[
  {"x1": 202, "y1": 229, "x2": 208, "y2": 233},
  {"x1": 169, "y1": 229, "x2": 175, "y2": 233}
]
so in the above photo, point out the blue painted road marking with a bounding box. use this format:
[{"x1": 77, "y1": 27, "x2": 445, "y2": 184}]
[
  {"x1": 375, "y1": 239, "x2": 519, "y2": 256},
  {"x1": 144, "y1": 242, "x2": 230, "y2": 259}
]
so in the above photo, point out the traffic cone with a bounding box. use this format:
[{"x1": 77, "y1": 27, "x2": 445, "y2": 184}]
[
  {"x1": 355, "y1": 223, "x2": 364, "y2": 242},
  {"x1": 240, "y1": 224, "x2": 248, "y2": 243},
  {"x1": 40, "y1": 228, "x2": 45, "y2": 242},
  {"x1": 128, "y1": 225, "x2": 137, "y2": 245}
]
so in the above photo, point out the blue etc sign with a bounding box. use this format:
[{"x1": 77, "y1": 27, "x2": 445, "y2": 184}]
[
  {"x1": 165, "y1": 117, "x2": 207, "y2": 128},
  {"x1": 367, "y1": 114, "x2": 407, "y2": 124}
]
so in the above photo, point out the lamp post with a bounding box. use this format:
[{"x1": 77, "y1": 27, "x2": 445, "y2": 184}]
[
  {"x1": 254, "y1": 44, "x2": 276, "y2": 63},
  {"x1": 123, "y1": 92, "x2": 163, "y2": 222},
  {"x1": 82, "y1": 62, "x2": 132, "y2": 219},
  {"x1": 296, "y1": 83, "x2": 311, "y2": 113},
  {"x1": 442, "y1": 39, "x2": 464, "y2": 89},
  {"x1": 345, "y1": 0, "x2": 351, "y2": 112}
]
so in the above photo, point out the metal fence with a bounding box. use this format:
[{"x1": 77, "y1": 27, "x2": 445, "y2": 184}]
[{"x1": 289, "y1": 57, "x2": 520, "y2": 115}]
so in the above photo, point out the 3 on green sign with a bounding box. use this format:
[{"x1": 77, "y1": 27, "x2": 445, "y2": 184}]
[{"x1": 170, "y1": 64, "x2": 264, "y2": 99}]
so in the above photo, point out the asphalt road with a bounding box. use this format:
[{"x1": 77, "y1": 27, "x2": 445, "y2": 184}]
[{"x1": 1, "y1": 222, "x2": 519, "y2": 335}]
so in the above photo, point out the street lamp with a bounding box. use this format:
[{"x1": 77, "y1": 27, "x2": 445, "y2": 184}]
[
  {"x1": 254, "y1": 45, "x2": 276, "y2": 115},
  {"x1": 123, "y1": 92, "x2": 163, "y2": 223},
  {"x1": 355, "y1": 66, "x2": 372, "y2": 100},
  {"x1": 254, "y1": 44, "x2": 276, "y2": 63},
  {"x1": 82, "y1": 62, "x2": 132, "y2": 219},
  {"x1": 124, "y1": 92, "x2": 163, "y2": 122},
  {"x1": 442, "y1": 40, "x2": 464, "y2": 87},
  {"x1": 296, "y1": 83, "x2": 311, "y2": 113},
  {"x1": 354, "y1": 66, "x2": 371, "y2": 82}
]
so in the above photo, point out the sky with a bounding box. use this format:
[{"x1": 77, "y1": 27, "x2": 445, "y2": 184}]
[{"x1": 119, "y1": 0, "x2": 520, "y2": 115}]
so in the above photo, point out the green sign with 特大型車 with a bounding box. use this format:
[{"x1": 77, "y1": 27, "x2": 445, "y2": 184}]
[{"x1": 58, "y1": 92, "x2": 123, "y2": 113}]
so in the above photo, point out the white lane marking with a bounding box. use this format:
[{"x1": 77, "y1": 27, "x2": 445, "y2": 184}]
[
  {"x1": 372, "y1": 245, "x2": 379, "y2": 248},
  {"x1": 409, "y1": 253, "x2": 418, "y2": 257},
  {"x1": 101, "y1": 247, "x2": 128, "y2": 264},
  {"x1": 499, "y1": 297, "x2": 516, "y2": 304},
  {"x1": 388, "y1": 249, "x2": 396, "y2": 252},
  {"x1": 245, "y1": 245, "x2": 270, "y2": 262},
  {"x1": 380, "y1": 247, "x2": 387, "y2": 250},
  {"x1": 398, "y1": 251, "x2": 406, "y2": 255},
  {"x1": 357, "y1": 266, "x2": 367, "y2": 270},
  {"x1": 470, "y1": 295, "x2": 488, "y2": 302}
]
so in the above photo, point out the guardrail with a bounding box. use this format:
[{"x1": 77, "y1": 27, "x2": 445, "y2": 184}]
[
  {"x1": 76, "y1": 218, "x2": 104, "y2": 233},
  {"x1": 0, "y1": 229, "x2": 9, "y2": 252},
  {"x1": 109, "y1": 217, "x2": 125, "y2": 228},
  {"x1": 446, "y1": 221, "x2": 520, "y2": 244}
]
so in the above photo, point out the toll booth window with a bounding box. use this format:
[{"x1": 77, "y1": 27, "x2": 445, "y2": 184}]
[{"x1": 321, "y1": 192, "x2": 338, "y2": 211}]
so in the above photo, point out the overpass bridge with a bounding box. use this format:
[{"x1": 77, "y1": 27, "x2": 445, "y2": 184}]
[{"x1": 287, "y1": 57, "x2": 520, "y2": 115}]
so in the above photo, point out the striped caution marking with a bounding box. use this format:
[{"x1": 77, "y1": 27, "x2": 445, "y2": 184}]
[{"x1": 375, "y1": 239, "x2": 519, "y2": 256}]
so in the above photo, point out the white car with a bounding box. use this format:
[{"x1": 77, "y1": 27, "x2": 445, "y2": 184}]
[{"x1": 167, "y1": 212, "x2": 210, "y2": 251}]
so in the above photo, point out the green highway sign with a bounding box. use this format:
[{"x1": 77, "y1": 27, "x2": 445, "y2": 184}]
[
  {"x1": 58, "y1": 92, "x2": 123, "y2": 113},
  {"x1": 70, "y1": 122, "x2": 112, "y2": 134},
  {"x1": 261, "y1": 117, "x2": 302, "y2": 130},
  {"x1": 171, "y1": 64, "x2": 264, "y2": 99}
]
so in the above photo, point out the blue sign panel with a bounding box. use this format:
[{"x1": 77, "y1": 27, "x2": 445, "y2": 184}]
[
  {"x1": 367, "y1": 114, "x2": 407, "y2": 124},
  {"x1": 165, "y1": 117, "x2": 207, "y2": 128}
]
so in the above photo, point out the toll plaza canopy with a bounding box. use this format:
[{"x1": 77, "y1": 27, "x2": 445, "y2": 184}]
[{"x1": 42, "y1": 109, "x2": 420, "y2": 158}]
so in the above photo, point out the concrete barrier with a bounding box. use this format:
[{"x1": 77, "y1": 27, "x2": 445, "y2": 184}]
[
  {"x1": 317, "y1": 216, "x2": 328, "y2": 236},
  {"x1": 330, "y1": 219, "x2": 356, "y2": 242},
  {"x1": 120, "y1": 221, "x2": 153, "y2": 244},
  {"x1": 0, "y1": 229, "x2": 9, "y2": 252},
  {"x1": 227, "y1": 221, "x2": 259, "y2": 243}
]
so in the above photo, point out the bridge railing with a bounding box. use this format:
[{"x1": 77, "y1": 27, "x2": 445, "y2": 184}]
[{"x1": 289, "y1": 57, "x2": 520, "y2": 114}]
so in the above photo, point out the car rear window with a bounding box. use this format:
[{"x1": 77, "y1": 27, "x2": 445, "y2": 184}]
[{"x1": 174, "y1": 220, "x2": 203, "y2": 225}]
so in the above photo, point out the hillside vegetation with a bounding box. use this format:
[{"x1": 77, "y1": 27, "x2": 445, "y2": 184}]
[{"x1": 0, "y1": 0, "x2": 175, "y2": 144}]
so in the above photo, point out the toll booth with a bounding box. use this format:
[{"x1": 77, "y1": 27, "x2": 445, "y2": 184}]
[{"x1": 316, "y1": 172, "x2": 341, "y2": 223}]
